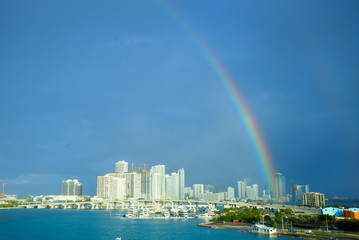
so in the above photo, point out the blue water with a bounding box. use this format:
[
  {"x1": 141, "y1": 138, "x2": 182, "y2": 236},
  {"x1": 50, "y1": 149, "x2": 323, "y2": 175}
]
[{"x1": 0, "y1": 209, "x2": 294, "y2": 240}]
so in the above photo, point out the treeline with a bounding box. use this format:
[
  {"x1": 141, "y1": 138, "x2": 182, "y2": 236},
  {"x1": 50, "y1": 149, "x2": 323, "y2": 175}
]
[
  {"x1": 211, "y1": 207, "x2": 359, "y2": 232},
  {"x1": 211, "y1": 207, "x2": 260, "y2": 223}
]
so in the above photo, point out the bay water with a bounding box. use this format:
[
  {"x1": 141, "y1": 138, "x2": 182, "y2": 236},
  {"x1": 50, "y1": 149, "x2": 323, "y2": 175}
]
[{"x1": 0, "y1": 209, "x2": 294, "y2": 240}]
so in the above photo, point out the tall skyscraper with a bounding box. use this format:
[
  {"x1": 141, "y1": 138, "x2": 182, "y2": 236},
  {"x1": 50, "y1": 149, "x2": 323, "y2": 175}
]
[
  {"x1": 246, "y1": 186, "x2": 252, "y2": 200},
  {"x1": 141, "y1": 170, "x2": 151, "y2": 199},
  {"x1": 193, "y1": 184, "x2": 204, "y2": 200},
  {"x1": 124, "y1": 172, "x2": 141, "y2": 199},
  {"x1": 150, "y1": 173, "x2": 162, "y2": 200},
  {"x1": 115, "y1": 160, "x2": 128, "y2": 173},
  {"x1": 150, "y1": 165, "x2": 165, "y2": 199},
  {"x1": 237, "y1": 181, "x2": 245, "y2": 200},
  {"x1": 97, "y1": 173, "x2": 126, "y2": 200},
  {"x1": 291, "y1": 184, "x2": 310, "y2": 202},
  {"x1": 273, "y1": 173, "x2": 286, "y2": 200},
  {"x1": 226, "y1": 187, "x2": 235, "y2": 201},
  {"x1": 177, "y1": 168, "x2": 185, "y2": 200},
  {"x1": 62, "y1": 179, "x2": 82, "y2": 196},
  {"x1": 244, "y1": 178, "x2": 251, "y2": 188},
  {"x1": 252, "y1": 184, "x2": 259, "y2": 200},
  {"x1": 165, "y1": 172, "x2": 179, "y2": 199}
]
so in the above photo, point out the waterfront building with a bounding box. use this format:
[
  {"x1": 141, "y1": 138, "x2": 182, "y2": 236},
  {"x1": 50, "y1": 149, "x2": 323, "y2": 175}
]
[
  {"x1": 62, "y1": 179, "x2": 82, "y2": 196},
  {"x1": 141, "y1": 170, "x2": 151, "y2": 199},
  {"x1": 237, "y1": 181, "x2": 245, "y2": 200},
  {"x1": 302, "y1": 192, "x2": 325, "y2": 208},
  {"x1": 252, "y1": 184, "x2": 259, "y2": 200},
  {"x1": 273, "y1": 173, "x2": 286, "y2": 201},
  {"x1": 184, "y1": 187, "x2": 193, "y2": 199},
  {"x1": 115, "y1": 160, "x2": 128, "y2": 173},
  {"x1": 124, "y1": 172, "x2": 141, "y2": 199},
  {"x1": 150, "y1": 165, "x2": 165, "y2": 199},
  {"x1": 226, "y1": 187, "x2": 235, "y2": 201},
  {"x1": 246, "y1": 186, "x2": 252, "y2": 200},
  {"x1": 97, "y1": 173, "x2": 126, "y2": 200},
  {"x1": 165, "y1": 172, "x2": 179, "y2": 199},
  {"x1": 150, "y1": 172, "x2": 163, "y2": 200},
  {"x1": 178, "y1": 168, "x2": 185, "y2": 200},
  {"x1": 193, "y1": 184, "x2": 204, "y2": 200}
]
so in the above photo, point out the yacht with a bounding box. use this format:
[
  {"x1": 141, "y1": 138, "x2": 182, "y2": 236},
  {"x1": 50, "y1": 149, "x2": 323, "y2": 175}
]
[
  {"x1": 251, "y1": 224, "x2": 277, "y2": 235},
  {"x1": 137, "y1": 208, "x2": 150, "y2": 218},
  {"x1": 178, "y1": 205, "x2": 189, "y2": 218},
  {"x1": 125, "y1": 206, "x2": 137, "y2": 218},
  {"x1": 196, "y1": 207, "x2": 217, "y2": 219},
  {"x1": 163, "y1": 210, "x2": 170, "y2": 218}
]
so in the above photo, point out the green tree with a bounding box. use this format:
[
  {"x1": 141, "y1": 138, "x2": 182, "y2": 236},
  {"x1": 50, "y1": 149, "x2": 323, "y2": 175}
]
[{"x1": 284, "y1": 208, "x2": 293, "y2": 216}]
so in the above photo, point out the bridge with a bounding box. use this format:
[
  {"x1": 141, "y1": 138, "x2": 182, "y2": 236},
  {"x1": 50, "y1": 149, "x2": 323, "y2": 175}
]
[{"x1": 18, "y1": 199, "x2": 320, "y2": 215}]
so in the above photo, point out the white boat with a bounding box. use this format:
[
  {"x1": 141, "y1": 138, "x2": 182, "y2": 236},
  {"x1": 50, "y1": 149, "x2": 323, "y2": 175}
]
[
  {"x1": 251, "y1": 224, "x2": 277, "y2": 235},
  {"x1": 163, "y1": 210, "x2": 170, "y2": 218},
  {"x1": 196, "y1": 207, "x2": 217, "y2": 219},
  {"x1": 178, "y1": 205, "x2": 189, "y2": 218},
  {"x1": 170, "y1": 207, "x2": 180, "y2": 217},
  {"x1": 125, "y1": 206, "x2": 137, "y2": 218},
  {"x1": 137, "y1": 208, "x2": 150, "y2": 218}
]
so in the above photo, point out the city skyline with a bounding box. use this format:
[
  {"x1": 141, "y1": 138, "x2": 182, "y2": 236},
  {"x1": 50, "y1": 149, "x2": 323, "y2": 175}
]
[
  {"x1": 56, "y1": 161, "x2": 312, "y2": 203},
  {"x1": 1, "y1": 0, "x2": 358, "y2": 198}
]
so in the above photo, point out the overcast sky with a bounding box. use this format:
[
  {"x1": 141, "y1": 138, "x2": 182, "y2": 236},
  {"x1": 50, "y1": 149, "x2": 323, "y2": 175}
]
[{"x1": 1, "y1": 0, "x2": 358, "y2": 198}]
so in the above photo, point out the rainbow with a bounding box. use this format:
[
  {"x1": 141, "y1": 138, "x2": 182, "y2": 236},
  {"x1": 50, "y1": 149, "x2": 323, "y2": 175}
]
[{"x1": 157, "y1": 1, "x2": 275, "y2": 186}]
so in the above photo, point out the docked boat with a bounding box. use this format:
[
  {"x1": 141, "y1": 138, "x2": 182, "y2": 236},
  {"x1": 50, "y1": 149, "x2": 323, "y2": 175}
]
[
  {"x1": 137, "y1": 208, "x2": 150, "y2": 218},
  {"x1": 251, "y1": 224, "x2": 277, "y2": 235},
  {"x1": 163, "y1": 210, "x2": 170, "y2": 218},
  {"x1": 125, "y1": 206, "x2": 138, "y2": 218},
  {"x1": 178, "y1": 205, "x2": 189, "y2": 218},
  {"x1": 196, "y1": 207, "x2": 217, "y2": 219}
]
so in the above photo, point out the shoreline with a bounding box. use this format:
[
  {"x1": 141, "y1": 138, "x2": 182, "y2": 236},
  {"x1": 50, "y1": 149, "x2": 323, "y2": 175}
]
[{"x1": 199, "y1": 222, "x2": 359, "y2": 240}]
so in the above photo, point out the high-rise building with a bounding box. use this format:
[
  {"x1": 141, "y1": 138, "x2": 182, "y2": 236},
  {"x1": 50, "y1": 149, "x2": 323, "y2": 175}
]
[
  {"x1": 165, "y1": 172, "x2": 179, "y2": 199},
  {"x1": 150, "y1": 165, "x2": 165, "y2": 199},
  {"x1": 226, "y1": 187, "x2": 235, "y2": 201},
  {"x1": 97, "y1": 173, "x2": 126, "y2": 200},
  {"x1": 244, "y1": 178, "x2": 251, "y2": 189},
  {"x1": 193, "y1": 184, "x2": 204, "y2": 200},
  {"x1": 302, "y1": 192, "x2": 325, "y2": 208},
  {"x1": 115, "y1": 160, "x2": 128, "y2": 173},
  {"x1": 252, "y1": 184, "x2": 259, "y2": 200},
  {"x1": 141, "y1": 170, "x2": 151, "y2": 199},
  {"x1": 246, "y1": 186, "x2": 252, "y2": 200},
  {"x1": 204, "y1": 184, "x2": 215, "y2": 193},
  {"x1": 178, "y1": 168, "x2": 185, "y2": 200},
  {"x1": 62, "y1": 179, "x2": 82, "y2": 196},
  {"x1": 291, "y1": 184, "x2": 309, "y2": 202},
  {"x1": 184, "y1": 187, "x2": 193, "y2": 199},
  {"x1": 124, "y1": 172, "x2": 141, "y2": 199},
  {"x1": 237, "y1": 181, "x2": 245, "y2": 200},
  {"x1": 150, "y1": 173, "x2": 162, "y2": 200},
  {"x1": 273, "y1": 173, "x2": 286, "y2": 200}
]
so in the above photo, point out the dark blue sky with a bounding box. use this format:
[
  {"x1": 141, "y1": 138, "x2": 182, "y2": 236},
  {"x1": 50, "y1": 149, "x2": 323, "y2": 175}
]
[{"x1": 1, "y1": 0, "x2": 358, "y2": 198}]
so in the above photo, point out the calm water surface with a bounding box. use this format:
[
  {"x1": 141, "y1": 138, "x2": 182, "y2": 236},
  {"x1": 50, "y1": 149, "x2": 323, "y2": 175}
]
[{"x1": 0, "y1": 209, "x2": 294, "y2": 240}]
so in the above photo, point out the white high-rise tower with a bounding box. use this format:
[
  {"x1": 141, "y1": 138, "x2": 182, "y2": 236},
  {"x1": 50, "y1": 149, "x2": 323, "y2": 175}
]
[{"x1": 115, "y1": 160, "x2": 128, "y2": 173}]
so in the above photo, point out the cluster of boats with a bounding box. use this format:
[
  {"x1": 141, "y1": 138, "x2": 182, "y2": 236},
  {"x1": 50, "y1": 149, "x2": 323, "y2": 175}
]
[{"x1": 123, "y1": 205, "x2": 217, "y2": 219}]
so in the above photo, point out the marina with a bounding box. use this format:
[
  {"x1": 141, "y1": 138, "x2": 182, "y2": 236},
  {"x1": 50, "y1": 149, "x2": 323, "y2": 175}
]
[{"x1": 2, "y1": 208, "x2": 295, "y2": 240}]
